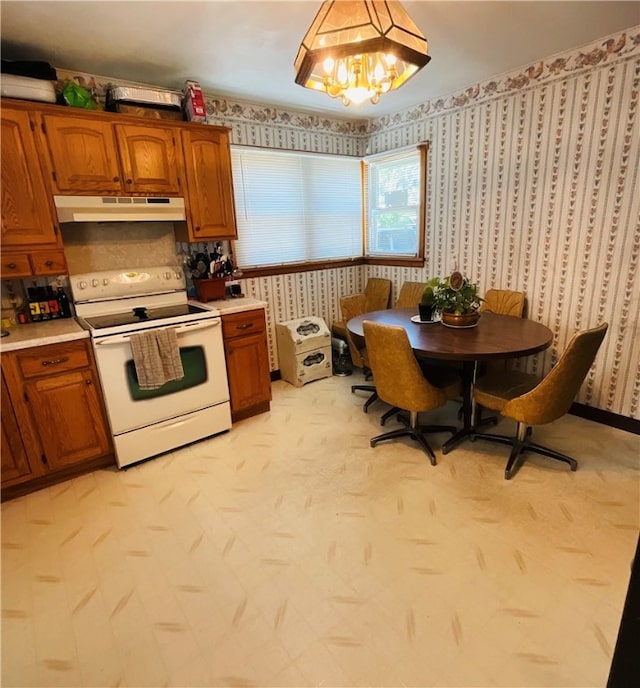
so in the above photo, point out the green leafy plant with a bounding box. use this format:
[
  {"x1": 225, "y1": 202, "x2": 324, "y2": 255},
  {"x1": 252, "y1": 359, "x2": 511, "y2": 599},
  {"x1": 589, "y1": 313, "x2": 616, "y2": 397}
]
[{"x1": 432, "y1": 271, "x2": 483, "y2": 315}]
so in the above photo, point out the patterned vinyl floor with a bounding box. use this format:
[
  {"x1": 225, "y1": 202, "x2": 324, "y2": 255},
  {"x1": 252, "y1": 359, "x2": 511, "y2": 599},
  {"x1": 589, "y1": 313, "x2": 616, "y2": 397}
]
[{"x1": 2, "y1": 374, "x2": 639, "y2": 687}]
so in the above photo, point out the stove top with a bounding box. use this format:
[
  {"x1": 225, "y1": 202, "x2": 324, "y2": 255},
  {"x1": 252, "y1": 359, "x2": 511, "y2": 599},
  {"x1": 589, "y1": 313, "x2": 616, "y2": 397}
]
[
  {"x1": 83, "y1": 303, "x2": 211, "y2": 330},
  {"x1": 71, "y1": 265, "x2": 221, "y2": 337}
]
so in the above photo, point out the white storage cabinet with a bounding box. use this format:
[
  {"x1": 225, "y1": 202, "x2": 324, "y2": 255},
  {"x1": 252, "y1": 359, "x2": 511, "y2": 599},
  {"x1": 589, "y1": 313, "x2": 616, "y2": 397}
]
[{"x1": 276, "y1": 316, "x2": 332, "y2": 387}]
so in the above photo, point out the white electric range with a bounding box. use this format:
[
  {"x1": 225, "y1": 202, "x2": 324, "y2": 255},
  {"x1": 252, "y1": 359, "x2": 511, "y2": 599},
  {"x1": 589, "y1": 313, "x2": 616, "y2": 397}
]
[{"x1": 71, "y1": 265, "x2": 231, "y2": 468}]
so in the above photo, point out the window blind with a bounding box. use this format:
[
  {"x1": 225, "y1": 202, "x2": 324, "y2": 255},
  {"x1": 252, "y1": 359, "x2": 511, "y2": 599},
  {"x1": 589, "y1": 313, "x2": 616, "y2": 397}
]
[{"x1": 231, "y1": 147, "x2": 362, "y2": 268}]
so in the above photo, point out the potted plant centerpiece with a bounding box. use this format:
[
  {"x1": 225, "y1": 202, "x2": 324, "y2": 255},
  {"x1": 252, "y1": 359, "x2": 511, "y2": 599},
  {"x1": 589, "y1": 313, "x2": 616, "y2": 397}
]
[
  {"x1": 433, "y1": 271, "x2": 483, "y2": 328},
  {"x1": 419, "y1": 277, "x2": 440, "y2": 322}
]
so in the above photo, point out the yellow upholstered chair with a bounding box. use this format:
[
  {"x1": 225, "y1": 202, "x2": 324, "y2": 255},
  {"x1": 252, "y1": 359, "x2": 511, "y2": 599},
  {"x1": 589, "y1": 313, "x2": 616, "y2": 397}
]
[
  {"x1": 472, "y1": 323, "x2": 608, "y2": 479},
  {"x1": 364, "y1": 321, "x2": 462, "y2": 464},
  {"x1": 394, "y1": 281, "x2": 427, "y2": 309},
  {"x1": 341, "y1": 294, "x2": 378, "y2": 411},
  {"x1": 331, "y1": 277, "x2": 392, "y2": 341},
  {"x1": 480, "y1": 289, "x2": 526, "y2": 317},
  {"x1": 378, "y1": 281, "x2": 428, "y2": 425},
  {"x1": 337, "y1": 278, "x2": 392, "y2": 412},
  {"x1": 476, "y1": 288, "x2": 527, "y2": 385}
]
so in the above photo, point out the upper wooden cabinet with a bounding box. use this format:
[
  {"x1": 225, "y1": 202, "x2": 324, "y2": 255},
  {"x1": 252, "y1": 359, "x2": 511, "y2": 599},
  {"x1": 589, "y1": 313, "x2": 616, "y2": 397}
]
[
  {"x1": 181, "y1": 127, "x2": 238, "y2": 240},
  {"x1": 1, "y1": 98, "x2": 238, "y2": 245},
  {"x1": 40, "y1": 113, "x2": 182, "y2": 195},
  {"x1": 0, "y1": 105, "x2": 60, "y2": 248}
]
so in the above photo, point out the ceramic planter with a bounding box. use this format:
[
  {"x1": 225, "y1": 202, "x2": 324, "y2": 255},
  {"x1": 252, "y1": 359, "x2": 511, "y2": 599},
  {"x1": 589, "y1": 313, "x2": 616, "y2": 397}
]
[{"x1": 441, "y1": 311, "x2": 480, "y2": 328}]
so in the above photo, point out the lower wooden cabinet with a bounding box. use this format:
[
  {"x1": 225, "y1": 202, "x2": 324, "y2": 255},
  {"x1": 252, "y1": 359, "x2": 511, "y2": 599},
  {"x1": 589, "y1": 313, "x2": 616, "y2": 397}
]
[
  {"x1": 222, "y1": 309, "x2": 272, "y2": 421},
  {"x1": 1, "y1": 339, "x2": 114, "y2": 499},
  {"x1": 1, "y1": 373, "x2": 33, "y2": 484}
]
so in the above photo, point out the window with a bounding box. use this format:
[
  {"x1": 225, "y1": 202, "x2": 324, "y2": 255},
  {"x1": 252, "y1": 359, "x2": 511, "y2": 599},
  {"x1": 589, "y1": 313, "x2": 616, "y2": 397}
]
[
  {"x1": 363, "y1": 147, "x2": 425, "y2": 258},
  {"x1": 231, "y1": 147, "x2": 362, "y2": 269}
]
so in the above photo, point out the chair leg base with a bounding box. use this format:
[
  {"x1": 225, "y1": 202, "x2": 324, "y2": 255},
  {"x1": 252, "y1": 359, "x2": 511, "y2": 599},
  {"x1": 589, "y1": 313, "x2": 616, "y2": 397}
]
[
  {"x1": 380, "y1": 406, "x2": 399, "y2": 426},
  {"x1": 351, "y1": 385, "x2": 378, "y2": 413},
  {"x1": 472, "y1": 429, "x2": 578, "y2": 480},
  {"x1": 370, "y1": 424, "x2": 457, "y2": 466}
]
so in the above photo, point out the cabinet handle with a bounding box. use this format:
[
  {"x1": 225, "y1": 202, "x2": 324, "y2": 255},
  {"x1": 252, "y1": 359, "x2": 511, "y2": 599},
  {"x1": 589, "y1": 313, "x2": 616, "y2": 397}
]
[
  {"x1": 236, "y1": 323, "x2": 253, "y2": 331},
  {"x1": 126, "y1": 178, "x2": 132, "y2": 184},
  {"x1": 8, "y1": 262, "x2": 16, "y2": 269},
  {"x1": 45, "y1": 260, "x2": 53, "y2": 267},
  {"x1": 85, "y1": 379, "x2": 92, "y2": 385},
  {"x1": 113, "y1": 176, "x2": 120, "y2": 182},
  {"x1": 41, "y1": 356, "x2": 69, "y2": 367},
  {"x1": 195, "y1": 226, "x2": 201, "y2": 232}
]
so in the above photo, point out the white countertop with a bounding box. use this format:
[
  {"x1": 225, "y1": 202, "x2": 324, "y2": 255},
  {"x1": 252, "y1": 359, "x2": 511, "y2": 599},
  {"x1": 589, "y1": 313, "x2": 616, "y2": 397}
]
[
  {"x1": 190, "y1": 296, "x2": 267, "y2": 316},
  {"x1": 0, "y1": 297, "x2": 267, "y2": 353},
  {"x1": 0, "y1": 318, "x2": 89, "y2": 353}
]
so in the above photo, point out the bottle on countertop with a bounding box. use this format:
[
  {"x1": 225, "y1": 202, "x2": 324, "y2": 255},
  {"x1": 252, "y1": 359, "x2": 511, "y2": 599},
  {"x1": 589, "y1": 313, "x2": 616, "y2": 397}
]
[
  {"x1": 47, "y1": 285, "x2": 60, "y2": 319},
  {"x1": 16, "y1": 305, "x2": 30, "y2": 325},
  {"x1": 56, "y1": 287, "x2": 72, "y2": 318},
  {"x1": 27, "y1": 288, "x2": 42, "y2": 322},
  {"x1": 38, "y1": 287, "x2": 51, "y2": 320}
]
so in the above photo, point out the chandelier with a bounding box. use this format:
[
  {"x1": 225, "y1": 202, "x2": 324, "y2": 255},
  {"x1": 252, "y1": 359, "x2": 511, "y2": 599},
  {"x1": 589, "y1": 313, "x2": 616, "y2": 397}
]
[{"x1": 294, "y1": 0, "x2": 430, "y2": 107}]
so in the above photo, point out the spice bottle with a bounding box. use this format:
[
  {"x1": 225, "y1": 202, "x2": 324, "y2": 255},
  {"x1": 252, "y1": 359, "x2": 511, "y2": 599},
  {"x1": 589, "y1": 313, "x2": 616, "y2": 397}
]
[
  {"x1": 38, "y1": 287, "x2": 51, "y2": 320},
  {"x1": 57, "y1": 287, "x2": 72, "y2": 318},
  {"x1": 47, "y1": 286, "x2": 61, "y2": 319},
  {"x1": 28, "y1": 288, "x2": 42, "y2": 321}
]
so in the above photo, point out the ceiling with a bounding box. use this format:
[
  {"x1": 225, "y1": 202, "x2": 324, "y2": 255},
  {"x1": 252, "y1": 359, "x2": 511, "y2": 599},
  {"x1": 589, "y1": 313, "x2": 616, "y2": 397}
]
[{"x1": 1, "y1": 1, "x2": 638, "y2": 119}]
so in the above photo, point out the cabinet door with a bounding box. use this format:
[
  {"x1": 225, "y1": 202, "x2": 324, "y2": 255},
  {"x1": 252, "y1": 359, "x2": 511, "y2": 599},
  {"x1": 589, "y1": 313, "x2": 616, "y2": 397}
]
[
  {"x1": 225, "y1": 332, "x2": 272, "y2": 414},
  {"x1": 42, "y1": 114, "x2": 122, "y2": 193},
  {"x1": 25, "y1": 368, "x2": 111, "y2": 470},
  {"x1": 1, "y1": 373, "x2": 33, "y2": 485},
  {"x1": 1, "y1": 107, "x2": 59, "y2": 247},
  {"x1": 181, "y1": 127, "x2": 238, "y2": 240},
  {"x1": 115, "y1": 124, "x2": 181, "y2": 194}
]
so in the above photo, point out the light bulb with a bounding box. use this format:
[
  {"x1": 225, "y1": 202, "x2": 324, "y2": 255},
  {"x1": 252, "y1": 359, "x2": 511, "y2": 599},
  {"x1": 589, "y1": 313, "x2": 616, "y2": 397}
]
[
  {"x1": 322, "y1": 57, "x2": 334, "y2": 74},
  {"x1": 344, "y1": 85, "x2": 375, "y2": 105},
  {"x1": 337, "y1": 59, "x2": 348, "y2": 84}
]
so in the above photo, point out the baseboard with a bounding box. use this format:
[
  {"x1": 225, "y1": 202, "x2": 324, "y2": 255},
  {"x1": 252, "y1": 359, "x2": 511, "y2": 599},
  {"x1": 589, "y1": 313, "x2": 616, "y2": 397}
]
[
  {"x1": 569, "y1": 403, "x2": 639, "y2": 435},
  {"x1": 270, "y1": 372, "x2": 638, "y2": 435}
]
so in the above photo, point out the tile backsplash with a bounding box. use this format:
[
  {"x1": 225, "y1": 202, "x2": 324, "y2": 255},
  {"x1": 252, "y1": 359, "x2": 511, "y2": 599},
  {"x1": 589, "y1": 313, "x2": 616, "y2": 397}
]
[{"x1": 60, "y1": 220, "x2": 180, "y2": 273}]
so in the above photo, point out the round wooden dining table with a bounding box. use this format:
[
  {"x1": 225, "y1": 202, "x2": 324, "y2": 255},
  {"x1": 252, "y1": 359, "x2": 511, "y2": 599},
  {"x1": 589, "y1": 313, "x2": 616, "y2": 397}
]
[{"x1": 347, "y1": 308, "x2": 553, "y2": 453}]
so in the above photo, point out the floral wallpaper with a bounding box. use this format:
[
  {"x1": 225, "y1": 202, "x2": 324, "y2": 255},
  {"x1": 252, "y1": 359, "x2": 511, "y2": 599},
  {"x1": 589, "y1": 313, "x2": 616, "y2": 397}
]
[{"x1": 54, "y1": 24, "x2": 640, "y2": 419}]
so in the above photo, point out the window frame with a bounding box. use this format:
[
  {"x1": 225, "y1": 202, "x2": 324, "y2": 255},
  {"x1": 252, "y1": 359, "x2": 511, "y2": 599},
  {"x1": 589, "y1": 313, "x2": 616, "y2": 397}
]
[
  {"x1": 362, "y1": 143, "x2": 427, "y2": 266},
  {"x1": 230, "y1": 144, "x2": 427, "y2": 278}
]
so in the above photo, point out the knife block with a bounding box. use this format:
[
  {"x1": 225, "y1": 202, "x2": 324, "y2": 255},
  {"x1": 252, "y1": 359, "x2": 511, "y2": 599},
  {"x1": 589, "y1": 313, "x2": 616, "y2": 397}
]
[{"x1": 193, "y1": 277, "x2": 226, "y2": 302}]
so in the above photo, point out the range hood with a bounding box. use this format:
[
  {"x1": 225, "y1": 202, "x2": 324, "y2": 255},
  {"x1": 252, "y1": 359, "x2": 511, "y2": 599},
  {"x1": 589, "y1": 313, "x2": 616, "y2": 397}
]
[{"x1": 54, "y1": 195, "x2": 186, "y2": 223}]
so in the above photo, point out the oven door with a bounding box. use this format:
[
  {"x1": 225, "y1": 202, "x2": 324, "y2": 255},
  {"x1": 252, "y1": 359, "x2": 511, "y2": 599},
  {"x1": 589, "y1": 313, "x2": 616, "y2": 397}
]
[{"x1": 92, "y1": 318, "x2": 229, "y2": 434}]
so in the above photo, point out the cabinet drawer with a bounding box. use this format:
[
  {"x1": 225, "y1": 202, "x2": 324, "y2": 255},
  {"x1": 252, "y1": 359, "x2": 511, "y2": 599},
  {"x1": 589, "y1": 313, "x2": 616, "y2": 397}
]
[
  {"x1": 222, "y1": 309, "x2": 266, "y2": 339},
  {"x1": 30, "y1": 251, "x2": 67, "y2": 275},
  {"x1": 0, "y1": 254, "x2": 31, "y2": 278},
  {"x1": 15, "y1": 341, "x2": 91, "y2": 379},
  {"x1": 0, "y1": 251, "x2": 67, "y2": 278}
]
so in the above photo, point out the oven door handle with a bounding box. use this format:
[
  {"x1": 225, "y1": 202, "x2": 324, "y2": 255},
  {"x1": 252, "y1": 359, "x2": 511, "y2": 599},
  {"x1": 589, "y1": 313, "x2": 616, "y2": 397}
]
[{"x1": 94, "y1": 319, "x2": 221, "y2": 346}]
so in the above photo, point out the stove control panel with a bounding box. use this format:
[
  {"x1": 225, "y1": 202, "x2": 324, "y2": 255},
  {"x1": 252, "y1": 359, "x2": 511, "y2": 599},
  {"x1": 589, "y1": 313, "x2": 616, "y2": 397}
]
[{"x1": 71, "y1": 265, "x2": 186, "y2": 302}]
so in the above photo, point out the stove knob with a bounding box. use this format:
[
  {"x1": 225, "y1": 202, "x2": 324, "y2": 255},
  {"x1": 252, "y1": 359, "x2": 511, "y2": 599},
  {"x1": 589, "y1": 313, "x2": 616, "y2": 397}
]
[
  {"x1": 103, "y1": 278, "x2": 110, "y2": 286},
  {"x1": 92, "y1": 279, "x2": 99, "y2": 287},
  {"x1": 78, "y1": 280, "x2": 87, "y2": 290},
  {"x1": 175, "y1": 271, "x2": 182, "y2": 280},
  {"x1": 164, "y1": 271, "x2": 172, "y2": 280}
]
